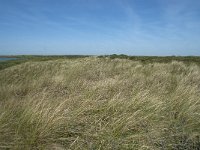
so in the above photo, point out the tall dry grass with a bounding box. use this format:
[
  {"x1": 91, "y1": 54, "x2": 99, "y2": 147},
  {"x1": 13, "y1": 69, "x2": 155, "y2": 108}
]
[{"x1": 0, "y1": 58, "x2": 200, "y2": 149}]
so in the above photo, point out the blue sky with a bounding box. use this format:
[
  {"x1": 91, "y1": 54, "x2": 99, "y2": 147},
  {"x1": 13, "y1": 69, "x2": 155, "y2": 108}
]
[{"x1": 0, "y1": 0, "x2": 200, "y2": 55}]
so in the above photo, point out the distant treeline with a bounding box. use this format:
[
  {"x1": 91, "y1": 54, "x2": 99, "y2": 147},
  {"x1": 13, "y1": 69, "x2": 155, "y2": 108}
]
[
  {"x1": 14, "y1": 55, "x2": 91, "y2": 60},
  {"x1": 98, "y1": 54, "x2": 200, "y2": 65},
  {"x1": 0, "y1": 55, "x2": 91, "y2": 70},
  {"x1": 1, "y1": 54, "x2": 200, "y2": 71}
]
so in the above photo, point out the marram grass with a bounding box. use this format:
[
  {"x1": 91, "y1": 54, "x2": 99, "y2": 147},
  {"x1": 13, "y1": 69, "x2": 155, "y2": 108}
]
[{"x1": 0, "y1": 58, "x2": 200, "y2": 149}]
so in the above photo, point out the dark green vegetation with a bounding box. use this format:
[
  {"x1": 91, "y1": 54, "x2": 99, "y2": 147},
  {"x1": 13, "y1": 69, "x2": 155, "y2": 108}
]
[
  {"x1": 1, "y1": 55, "x2": 200, "y2": 71},
  {"x1": 0, "y1": 55, "x2": 200, "y2": 149},
  {"x1": 99, "y1": 54, "x2": 200, "y2": 65},
  {"x1": 0, "y1": 55, "x2": 90, "y2": 70}
]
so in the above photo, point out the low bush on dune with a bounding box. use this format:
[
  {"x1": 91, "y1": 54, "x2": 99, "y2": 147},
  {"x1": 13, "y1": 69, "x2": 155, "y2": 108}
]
[{"x1": 0, "y1": 58, "x2": 200, "y2": 149}]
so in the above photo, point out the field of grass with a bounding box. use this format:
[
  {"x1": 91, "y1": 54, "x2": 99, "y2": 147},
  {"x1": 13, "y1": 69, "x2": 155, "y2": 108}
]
[{"x1": 0, "y1": 56, "x2": 200, "y2": 149}]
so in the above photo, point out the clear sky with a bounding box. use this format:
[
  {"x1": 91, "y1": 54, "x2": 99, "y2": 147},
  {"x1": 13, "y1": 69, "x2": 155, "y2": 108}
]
[{"x1": 0, "y1": 0, "x2": 200, "y2": 55}]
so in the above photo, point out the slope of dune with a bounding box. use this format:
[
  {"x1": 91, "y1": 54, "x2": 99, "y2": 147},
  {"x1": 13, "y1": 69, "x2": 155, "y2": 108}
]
[{"x1": 0, "y1": 58, "x2": 200, "y2": 149}]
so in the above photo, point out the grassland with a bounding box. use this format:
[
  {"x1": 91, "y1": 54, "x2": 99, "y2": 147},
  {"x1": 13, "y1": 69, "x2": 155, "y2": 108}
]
[{"x1": 0, "y1": 56, "x2": 200, "y2": 149}]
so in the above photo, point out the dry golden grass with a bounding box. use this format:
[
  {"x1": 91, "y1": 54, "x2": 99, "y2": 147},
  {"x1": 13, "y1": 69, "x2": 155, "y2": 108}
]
[{"x1": 0, "y1": 57, "x2": 200, "y2": 149}]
